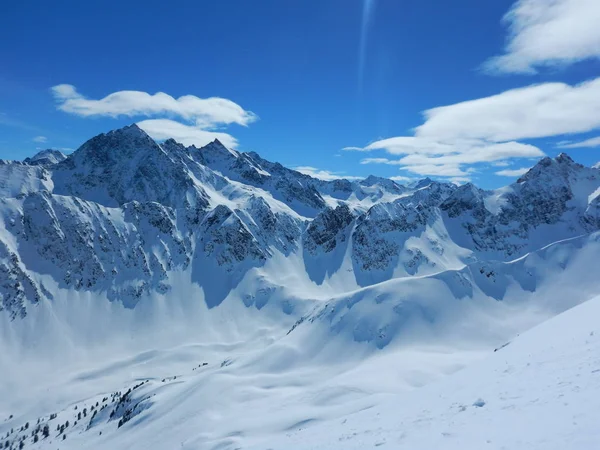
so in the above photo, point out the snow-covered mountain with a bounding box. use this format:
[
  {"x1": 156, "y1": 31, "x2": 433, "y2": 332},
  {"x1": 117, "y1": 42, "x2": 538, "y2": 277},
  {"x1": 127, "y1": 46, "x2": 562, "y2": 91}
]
[
  {"x1": 1, "y1": 124, "x2": 600, "y2": 449},
  {"x1": 22, "y1": 149, "x2": 67, "y2": 166}
]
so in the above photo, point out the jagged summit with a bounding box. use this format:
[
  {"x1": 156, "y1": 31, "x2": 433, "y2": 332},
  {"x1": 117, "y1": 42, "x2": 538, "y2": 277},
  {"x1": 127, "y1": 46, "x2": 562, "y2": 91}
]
[
  {"x1": 211, "y1": 138, "x2": 225, "y2": 148},
  {"x1": 517, "y1": 152, "x2": 587, "y2": 183},
  {"x1": 51, "y1": 124, "x2": 210, "y2": 209},
  {"x1": 23, "y1": 149, "x2": 67, "y2": 166},
  {"x1": 411, "y1": 177, "x2": 435, "y2": 189},
  {"x1": 200, "y1": 138, "x2": 238, "y2": 156},
  {"x1": 112, "y1": 122, "x2": 147, "y2": 137},
  {"x1": 556, "y1": 152, "x2": 575, "y2": 164}
]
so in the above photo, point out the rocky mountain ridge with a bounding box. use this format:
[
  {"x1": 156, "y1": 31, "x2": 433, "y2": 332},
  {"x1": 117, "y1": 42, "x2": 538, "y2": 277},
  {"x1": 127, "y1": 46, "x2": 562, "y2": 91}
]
[{"x1": 1, "y1": 124, "x2": 599, "y2": 318}]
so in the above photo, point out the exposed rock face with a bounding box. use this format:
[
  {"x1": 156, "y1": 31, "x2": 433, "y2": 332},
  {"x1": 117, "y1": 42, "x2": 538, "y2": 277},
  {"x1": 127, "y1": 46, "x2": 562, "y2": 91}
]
[
  {"x1": 2, "y1": 125, "x2": 600, "y2": 317},
  {"x1": 23, "y1": 149, "x2": 67, "y2": 166},
  {"x1": 441, "y1": 154, "x2": 600, "y2": 255},
  {"x1": 304, "y1": 204, "x2": 354, "y2": 255},
  {"x1": 352, "y1": 201, "x2": 433, "y2": 272},
  {"x1": 0, "y1": 238, "x2": 40, "y2": 319},
  {"x1": 53, "y1": 124, "x2": 211, "y2": 215},
  {"x1": 440, "y1": 184, "x2": 486, "y2": 219},
  {"x1": 200, "y1": 205, "x2": 268, "y2": 270}
]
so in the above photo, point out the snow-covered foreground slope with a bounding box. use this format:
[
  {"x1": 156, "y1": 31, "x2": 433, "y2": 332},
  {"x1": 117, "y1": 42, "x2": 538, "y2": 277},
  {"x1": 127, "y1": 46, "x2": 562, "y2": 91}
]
[{"x1": 268, "y1": 293, "x2": 600, "y2": 450}]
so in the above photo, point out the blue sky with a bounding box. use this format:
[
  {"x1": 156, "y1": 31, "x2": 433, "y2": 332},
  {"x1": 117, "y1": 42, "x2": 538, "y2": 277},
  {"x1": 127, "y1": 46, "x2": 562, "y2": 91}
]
[{"x1": 1, "y1": 0, "x2": 599, "y2": 188}]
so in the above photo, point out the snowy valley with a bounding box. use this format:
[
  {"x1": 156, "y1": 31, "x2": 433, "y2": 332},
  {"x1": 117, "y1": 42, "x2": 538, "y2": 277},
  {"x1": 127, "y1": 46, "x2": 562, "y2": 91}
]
[{"x1": 1, "y1": 124, "x2": 600, "y2": 449}]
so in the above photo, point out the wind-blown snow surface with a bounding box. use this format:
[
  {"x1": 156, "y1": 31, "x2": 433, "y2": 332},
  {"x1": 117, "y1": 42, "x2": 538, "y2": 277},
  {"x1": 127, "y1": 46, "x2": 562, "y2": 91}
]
[
  {"x1": 1, "y1": 125, "x2": 600, "y2": 449},
  {"x1": 264, "y1": 292, "x2": 600, "y2": 450}
]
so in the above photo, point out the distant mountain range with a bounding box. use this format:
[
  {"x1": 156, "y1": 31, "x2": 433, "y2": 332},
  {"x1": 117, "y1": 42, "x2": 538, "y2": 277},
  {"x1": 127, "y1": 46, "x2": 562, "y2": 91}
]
[{"x1": 1, "y1": 124, "x2": 599, "y2": 318}]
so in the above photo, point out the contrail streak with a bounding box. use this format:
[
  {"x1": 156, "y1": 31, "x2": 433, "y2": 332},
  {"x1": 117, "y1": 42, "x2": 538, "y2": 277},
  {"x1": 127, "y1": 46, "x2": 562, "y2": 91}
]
[{"x1": 358, "y1": 0, "x2": 376, "y2": 93}]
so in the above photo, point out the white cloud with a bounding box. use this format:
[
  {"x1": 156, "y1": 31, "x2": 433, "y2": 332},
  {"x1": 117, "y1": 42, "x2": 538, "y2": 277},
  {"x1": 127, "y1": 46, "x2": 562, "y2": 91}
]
[
  {"x1": 33, "y1": 136, "x2": 47, "y2": 143},
  {"x1": 401, "y1": 163, "x2": 472, "y2": 178},
  {"x1": 484, "y1": 0, "x2": 600, "y2": 74},
  {"x1": 395, "y1": 141, "x2": 542, "y2": 165},
  {"x1": 51, "y1": 84, "x2": 257, "y2": 128},
  {"x1": 137, "y1": 119, "x2": 238, "y2": 149},
  {"x1": 362, "y1": 137, "x2": 457, "y2": 155},
  {"x1": 353, "y1": 139, "x2": 542, "y2": 179},
  {"x1": 389, "y1": 175, "x2": 414, "y2": 183},
  {"x1": 344, "y1": 77, "x2": 600, "y2": 179},
  {"x1": 294, "y1": 166, "x2": 362, "y2": 181},
  {"x1": 415, "y1": 78, "x2": 600, "y2": 142},
  {"x1": 557, "y1": 136, "x2": 600, "y2": 148},
  {"x1": 496, "y1": 167, "x2": 531, "y2": 177},
  {"x1": 449, "y1": 177, "x2": 472, "y2": 185},
  {"x1": 360, "y1": 157, "x2": 403, "y2": 165},
  {"x1": 51, "y1": 84, "x2": 258, "y2": 149}
]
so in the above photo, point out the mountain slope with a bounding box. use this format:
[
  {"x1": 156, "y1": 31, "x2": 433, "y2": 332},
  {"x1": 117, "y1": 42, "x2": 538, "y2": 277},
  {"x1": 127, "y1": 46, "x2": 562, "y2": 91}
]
[
  {"x1": 1, "y1": 232, "x2": 598, "y2": 450},
  {"x1": 265, "y1": 292, "x2": 600, "y2": 450}
]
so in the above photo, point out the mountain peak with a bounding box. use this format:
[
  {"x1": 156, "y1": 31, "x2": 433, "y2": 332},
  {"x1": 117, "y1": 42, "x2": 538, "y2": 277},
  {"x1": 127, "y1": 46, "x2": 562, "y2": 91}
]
[
  {"x1": 199, "y1": 138, "x2": 239, "y2": 161},
  {"x1": 23, "y1": 149, "x2": 67, "y2": 166},
  {"x1": 412, "y1": 177, "x2": 434, "y2": 189},
  {"x1": 361, "y1": 175, "x2": 389, "y2": 185},
  {"x1": 517, "y1": 152, "x2": 590, "y2": 186},
  {"x1": 107, "y1": 123, "x2": 150, "y2": 139},
  {"x1": 556, "y1": 152, "x2": 574, "y2": 164}
]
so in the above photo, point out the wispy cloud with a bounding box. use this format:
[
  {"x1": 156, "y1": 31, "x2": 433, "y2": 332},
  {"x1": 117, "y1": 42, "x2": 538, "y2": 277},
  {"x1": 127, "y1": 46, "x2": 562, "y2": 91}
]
[
  {"x1": 415, "y1": 78, "x2": 600, "y2": 142},
  {"x1": 389, "y1": 175, "x2": 414, "y2": 183},
  {"x1": 51, "y1": 84, "x2": 257, "y2": 127},
  {"x1": 51, "y1": 84, "x2": 257, "y2": 148},
  {"x1": 484, "y1": 0, "x2": 600, "y2": 74},
  {"x1": 358, "y1": 0, "x2": 376, "y2": 90},
  {"x1": 32, "y1": 135, "x2": 47, "y2": 143},
  {"x1": 345, "y1": 77, "x2": 600, "y2": 179},
  {"x1": 557, "y1": 136, "x2": 600, "y2": 148},
  {"x1": 449, "y1": 177, "x2": 472, "y2": 185},
  {"x1": 294, "y1": 166, "x2": 362, "y2": 181},
  {"x1": 350, "y1": 138, "x2": 542, "y2": 179},
  {"x1": 360, "y1": 157, "x2": 403, "y2": 165},
  {"x1": 400, "y1": 163, "x2": 473, "y2": 178},
  {"x1": 495, "y1": 167, "x2": 531, "y2": 177}
]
